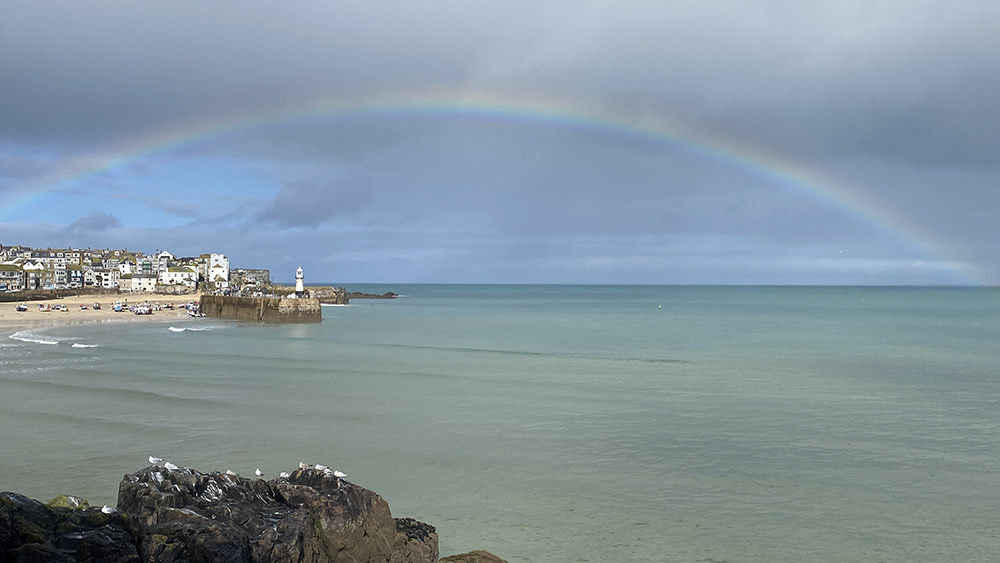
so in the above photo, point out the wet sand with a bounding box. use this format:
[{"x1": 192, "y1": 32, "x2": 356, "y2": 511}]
[{"x1": 0, "y1": 293, "x2": 201, "y2": 336}]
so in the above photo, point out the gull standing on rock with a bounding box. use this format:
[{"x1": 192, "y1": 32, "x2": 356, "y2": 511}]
[
  {"x1": 333, "y1": 470, "x2": 347, "y2": 478},
  {"x1": 315, "y1": 464, "x2": 327, "y2": 471},
  {"x1": 255, "y1": 468, "x2": 265, "y2": 477},
  {"x1": 101, "y1": 505, "x2": 117, "y2": 514},
  {"x1": 148, "y1": 456, "x2": 163, "y2": 464},
  {"x1": 279, "y1": 471, "x2": 290, "y2": 479}
]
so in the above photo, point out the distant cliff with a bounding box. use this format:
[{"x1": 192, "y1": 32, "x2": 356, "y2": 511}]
[{"x1": 0, "y1": 463, "x2": 507, "y2": 562}]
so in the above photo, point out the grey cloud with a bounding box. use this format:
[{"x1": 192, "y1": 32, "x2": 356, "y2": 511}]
[
  {"x1": 3, "y1": 0, "x2": 997, "y2": 168},
  {"x1": 63, "y1": 212, "x2": 122, "y2": 233},
  {"x1": 1, "y1": 1, "x2": 997, "y2": 284},
  {"x1": 258, "y1": 179, "x2": 374, "y2": 227},
  {"x1": 0, "y1": 152, "x2": 52, "y2": 186}
]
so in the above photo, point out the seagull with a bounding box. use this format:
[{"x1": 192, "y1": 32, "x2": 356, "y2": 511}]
[
  {"x1": 255, "y1": 468, "x2": 264, "y2": 477},
  {"x1": 279, "y1": 471, "x2": 290, "y2": 479},
  {"x1": 164, "y1": 461, "x2": 178, "y2": 471},
  {"x1": 333, "y1": 470, "x2": 347, "y2": 478},
  {"x1": 315, "y1": 464, "x2": 327, "y2": 471},
  {"x1": 225, "y1": 469, "x2": 236, "y2": 476},
  {"x1": 101, "y1": 505, "x2": 117, "y2": 514},
  {"x1": 148, "y1": 456, "x2": 163, "y2": 464},
  {"x1": 298, "y1": 461, "x2": 309, "y2": 470}
]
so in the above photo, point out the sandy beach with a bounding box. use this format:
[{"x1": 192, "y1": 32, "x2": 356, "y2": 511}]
[{"x1": 0, "y1": 293, "x2": 202, "y2": 336}]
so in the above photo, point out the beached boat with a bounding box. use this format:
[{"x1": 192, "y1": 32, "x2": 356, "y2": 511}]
[
  {"x1": 92, "y1": 302, "x2": 101, "y2": 310},
  {"x1": 15, "y1": 303, "x2": 27, "y2": 312}
]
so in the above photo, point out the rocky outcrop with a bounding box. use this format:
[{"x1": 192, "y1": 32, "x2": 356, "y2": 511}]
[
  {"x1": 439, "y1": 550, "x2": 509, "y2": 563},
  {"x1": 118, "y1": 463, "x2": 437, "y2": 562},
  {"x1": 313, "y1": 287, "x2": 349, "y2": 305},
  {"x1": 1, "y1": 462, "x2": 506, "y2": 562},
  {"x1": 347, "y1": 292, "x2": 398, "y2": 300},
  {"x1": 0, "y1": 492, "x2": 142, "y2": 561},
  {"x1": 1, "y1": 466, "x2": 413, "y2": 562}
]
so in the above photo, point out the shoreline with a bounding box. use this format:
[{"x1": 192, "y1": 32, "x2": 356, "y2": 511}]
[{"x1": 0, "y1": 292, "x2": 201, "y2": 337}]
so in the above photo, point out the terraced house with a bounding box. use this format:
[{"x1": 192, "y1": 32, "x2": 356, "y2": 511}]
[
  {"x1": 0, "y1": 263, "x2": 24, "y2": 292},
  {"x1": 0, "y1": 244, "x2": 232, "y2": 292}
]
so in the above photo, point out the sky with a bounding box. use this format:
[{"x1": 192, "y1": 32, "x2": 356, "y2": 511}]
[{"x1": 1, "y1": 1, "x2": 998, "y2": 285}]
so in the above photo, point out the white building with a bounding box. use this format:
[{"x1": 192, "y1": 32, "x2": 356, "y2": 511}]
[
  {"x1": 155, "y1": 251, "x2": 174, "y2": 273},
  {"x1": 95, "y1": 268, "x2": 119, "y2": 289},
  {"x1": 132, "y1": 274, "x2": 158, "y2": 293},
  {"x1": 159, "y1": 266, "x2": 198, "y2": 289},
  {"x1": 206, "y1": 253, "x2": 230, "y2": 289}
]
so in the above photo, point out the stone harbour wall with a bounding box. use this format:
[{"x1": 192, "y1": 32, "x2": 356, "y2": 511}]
[{"x1": 200, "y1": 295, "x2": 322, "y2": 323}]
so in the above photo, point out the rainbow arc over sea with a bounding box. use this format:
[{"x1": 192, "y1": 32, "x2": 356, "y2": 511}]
[{"x1": 0, "y1": 88, "x2": 980, "y2": 284}]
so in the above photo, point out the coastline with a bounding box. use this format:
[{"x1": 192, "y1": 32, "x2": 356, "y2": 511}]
[{"x1": 0, "y1": 292, "x2": 201, "y2": 337}]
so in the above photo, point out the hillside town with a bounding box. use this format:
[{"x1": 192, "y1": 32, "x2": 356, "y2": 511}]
[{"x1": 0, "y1": 244, "x2": 270, "y2": 296}]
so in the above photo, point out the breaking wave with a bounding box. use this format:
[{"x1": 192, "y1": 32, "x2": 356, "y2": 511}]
[
  {"x1": 8, "y1": 331, "x2": 58, "y2": 345},
  {"x1": 168, "y1": 325, "x2": 228, "y2": 333}
]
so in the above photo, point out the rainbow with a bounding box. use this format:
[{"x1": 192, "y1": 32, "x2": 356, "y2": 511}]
[{"x1": 0, "y1": 88, "x2": 980, "y2": 284}]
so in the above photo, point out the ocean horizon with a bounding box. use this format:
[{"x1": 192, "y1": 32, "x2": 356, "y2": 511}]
[{"x1": 3, "y1": 284, "x2": 999, "y2": 561}]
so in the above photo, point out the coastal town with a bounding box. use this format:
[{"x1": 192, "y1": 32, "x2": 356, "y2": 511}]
[{"x1": 0, "y1": 244, "x2": 270, "y2": 296}]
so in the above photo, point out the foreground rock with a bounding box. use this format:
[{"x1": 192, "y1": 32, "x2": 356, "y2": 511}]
[
  {"x1": 2, "y1": 463, "x2": 504, "y2": 562},
  {"x1": 439, "y1": 551, "x2": 509, "y2": 563},
  {"x1": 0, "y1": 492, "x2": 142, "y2": 561}
]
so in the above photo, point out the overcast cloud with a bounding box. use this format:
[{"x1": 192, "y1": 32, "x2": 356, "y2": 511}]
[{"x1": 1, "y1": 1, "x2": 997, "y2": 284}]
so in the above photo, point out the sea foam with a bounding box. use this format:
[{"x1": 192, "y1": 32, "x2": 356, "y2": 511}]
[
  {"x1": 8, "y1": 331, "x2": 58, "y2": 345},
  {"x1": 168, "y1": 325, "x2": 227, "y2": 333}
]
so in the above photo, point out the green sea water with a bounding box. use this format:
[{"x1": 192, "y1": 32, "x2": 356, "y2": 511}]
[{"x1": 2, "y1": 285, "x2": 999, "y2": 562}]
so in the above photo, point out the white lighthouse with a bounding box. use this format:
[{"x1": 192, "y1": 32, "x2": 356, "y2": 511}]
[{"x1": 294, "y1": 266, "x2": 304, "y2": 297}]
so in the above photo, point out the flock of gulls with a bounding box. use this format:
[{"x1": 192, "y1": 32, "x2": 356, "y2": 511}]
[
  {"x1": 95, "y1": 457, "x2": 348, "y2": 515},
  {"x1": 146, "y1": 455, "x2": 347, "y2": 480}
]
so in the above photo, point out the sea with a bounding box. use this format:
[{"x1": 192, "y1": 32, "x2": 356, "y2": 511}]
[{"x1": 2, "y1": 285, "x2": 999, "y2": 562}]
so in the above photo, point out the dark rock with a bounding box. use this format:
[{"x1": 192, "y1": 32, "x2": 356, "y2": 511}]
[
  {"x1": 347, "y1": 291, "x2": 398, "y2": 300},
  {"x1": 439, "y1": 550, "x2": 509, "y2": 563},
  {"x1": 0, "y1": 491, "x2": 142, "y2": 562},
  {"x1": 116, "y1": 464, "x2": 438, "y2": 562},
  {"x1": 46, "y1": 495, "x2": 90, "y2": 510},
  {"x1": 2, "y1": 464, "x2": 505, "y2": 562}
]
